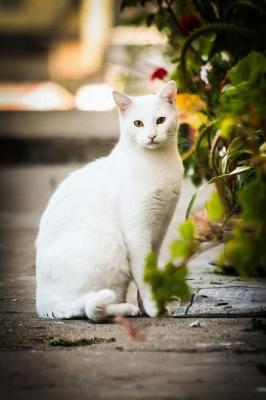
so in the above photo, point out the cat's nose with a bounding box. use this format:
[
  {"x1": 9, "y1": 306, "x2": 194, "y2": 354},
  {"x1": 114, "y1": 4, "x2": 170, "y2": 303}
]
[{"x1": 148, "y1": 134, "x2": 157, "y2": 143}]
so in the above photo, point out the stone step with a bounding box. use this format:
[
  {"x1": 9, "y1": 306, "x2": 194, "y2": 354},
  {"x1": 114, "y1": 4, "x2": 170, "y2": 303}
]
[{"x1": 0, "y1": 110, "x2": 119, "y2": 164}]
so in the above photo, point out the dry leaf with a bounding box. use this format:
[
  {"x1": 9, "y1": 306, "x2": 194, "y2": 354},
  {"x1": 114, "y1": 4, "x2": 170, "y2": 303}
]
[{"x1": 114, "y1": 316, "x2": 146, "y2": 342}]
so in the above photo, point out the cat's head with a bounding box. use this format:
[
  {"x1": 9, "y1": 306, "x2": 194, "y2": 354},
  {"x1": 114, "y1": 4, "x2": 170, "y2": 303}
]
[{"x1": 113, "y1": 81, "x2": 178, "y2": 150}]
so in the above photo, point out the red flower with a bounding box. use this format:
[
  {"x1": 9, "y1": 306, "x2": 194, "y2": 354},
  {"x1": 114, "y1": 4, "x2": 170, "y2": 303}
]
[
  {"x1": 150, "y1": 67, "x2": 168, "y2": 81},
  {"x1": 179, "y1": 14, "x2": 202, "y2": 35}
]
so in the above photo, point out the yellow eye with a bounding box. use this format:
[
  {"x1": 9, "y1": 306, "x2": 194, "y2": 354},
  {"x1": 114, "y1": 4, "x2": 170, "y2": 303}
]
[
  {"x1": 156, "y1": 117, "x2": 166, "y2": 124},
  {"x1": 134, "y1": 120, "x2": 144, "y2": 127}
]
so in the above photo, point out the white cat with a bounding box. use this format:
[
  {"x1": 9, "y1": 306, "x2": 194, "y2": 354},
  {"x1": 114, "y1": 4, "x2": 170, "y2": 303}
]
[{"x1": 36, "y1": 81, "x2": 183, "y2": 321}]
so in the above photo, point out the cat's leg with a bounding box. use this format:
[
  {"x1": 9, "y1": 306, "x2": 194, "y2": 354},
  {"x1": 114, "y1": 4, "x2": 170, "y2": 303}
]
[
  {"x1": 37, "y1": 294, "x2": 87, "y2": 319},
  {"x1": 38, "y1": 292, "x2": 140, "y2": 320},
  {"x1": 85, "y1": 291, "x2": 140, "y2": 320},
  {"x1": 122, "y1": 194, "x2": 179, "y2": 317},
  {"x1": 37, "y1": 227, "x2": 131, "y2": 321},
  {"x1": 38, "y1": 290, "x2": 117, "y2": 321},
  {"x1": 125, "y1": 230, "x2": 159, "y2": 317}
]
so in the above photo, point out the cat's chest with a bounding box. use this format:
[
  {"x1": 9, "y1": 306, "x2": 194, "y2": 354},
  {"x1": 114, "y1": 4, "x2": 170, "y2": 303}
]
[
  {"x1": 121, "y1": 158, "x2": 180, "y2": 198},
  {"x1": 114, "y1": 149, "x2": 182, "y2": 223},
  {"x1": 144, "y1": 185, "x2": 179, "y2": 221},
  {"x1": 119, "y1": 153, "x2": 181, "y2": 190},
  {"x1": 120, "y1": 176, "x2": 179, "y2": 224}
]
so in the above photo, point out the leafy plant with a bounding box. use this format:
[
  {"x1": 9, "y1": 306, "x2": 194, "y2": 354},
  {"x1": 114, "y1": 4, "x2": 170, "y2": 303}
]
[
  {"x1": 144, "y1": 220, "x2": 195, "y2": 315},
  {"x1": 121, "y1": 0, "x2": 266, "y2": 310}
]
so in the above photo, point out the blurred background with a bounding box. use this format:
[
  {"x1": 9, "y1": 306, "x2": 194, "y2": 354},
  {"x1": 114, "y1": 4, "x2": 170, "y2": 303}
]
[
  {"x1": 0, "y1": 0, "x2": 199, "y2": 232},
  {"x1": 0, "y1": 0, "x2": 171, "y2": 164}
]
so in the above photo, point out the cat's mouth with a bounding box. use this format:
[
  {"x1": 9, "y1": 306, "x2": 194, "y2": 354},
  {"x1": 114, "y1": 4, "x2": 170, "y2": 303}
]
[{"x1": 143, "y1": 140, "x2": 164, "y2": 149}]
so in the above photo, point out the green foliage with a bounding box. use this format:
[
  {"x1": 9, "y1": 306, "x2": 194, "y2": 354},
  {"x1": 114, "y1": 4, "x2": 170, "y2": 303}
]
[
  {"x1": 220, "y1": 175, "x2": 266, "y2": 276},
  {"x1": 121, "y1": 0, "x2": 266, "y2": 304},
  {"x1": 170, "y1": 220, "x2": 196, "y2": 259},
  {"x1": 206, "y1": 189, "x2": 224, "y2": 222},
  {"x1": 144, "y1": 220, "x2": 196, "y2": 314},
  {"x1": 185, "y1": 165, "x2": 252, "y2": 219},
  {"x1": 220, "y1": 65, "x2": 266, "y2": 117},
  {"x1": 240, "y1": 178, "x2": 266, "y2": 230},
  {"x1": 228, "y1": 52, "x2": 266, "y2": 85}
]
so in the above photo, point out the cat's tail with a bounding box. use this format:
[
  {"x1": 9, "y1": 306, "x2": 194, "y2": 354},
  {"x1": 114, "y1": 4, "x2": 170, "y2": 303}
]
[{"x1": 36, "y1": 289, "x2": 116, "y2": 322}]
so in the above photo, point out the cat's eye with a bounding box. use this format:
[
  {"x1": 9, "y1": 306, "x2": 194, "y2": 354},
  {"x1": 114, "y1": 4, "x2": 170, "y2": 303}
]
[
  {"x1": 156, "y1": 117, "x2": 166, "y2": 124},
  {"x1": 134, "y1": 120, "x2": 144, "y2": 127}
]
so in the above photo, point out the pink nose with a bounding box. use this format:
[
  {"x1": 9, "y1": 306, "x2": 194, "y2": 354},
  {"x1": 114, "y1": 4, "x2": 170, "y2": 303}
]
[{"x1": 148, "y1": 134, "x2": 157, "y2": 142}]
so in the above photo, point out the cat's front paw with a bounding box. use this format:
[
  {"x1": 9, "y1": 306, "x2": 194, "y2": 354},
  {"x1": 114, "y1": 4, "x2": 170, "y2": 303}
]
[
  {"x1": 142, "y1": 297, "x2": 173, "y2": 317},
  {"x1": 142, "y1": 298, "x2": 159, "y2": 317}
]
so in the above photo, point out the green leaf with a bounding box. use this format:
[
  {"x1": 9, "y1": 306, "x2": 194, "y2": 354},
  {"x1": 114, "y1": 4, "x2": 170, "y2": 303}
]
[
  {"x1": 144, "y1": 256, "x2": 190, "y2": 315},
  {"x1": 171, "y1": 220, "x2": 195, "y2": 260},
  {"x1": 170, "y1": 239, "x2": 192, "y2": 259},
  {"x1": 229, "y1": 51, "x2": 266, "y2": 85},
  {"x1": 186, "y1": 165, "x2": 252, "y2": 219},
  {"x1": 239, "y1": 177, "x2": 266, "y2": 228},
  {"x1": 222, "y1": 227, "x2": 266, "y2": 276},
  {"x1": 227, "y1": 137, "x2": 243, "y2": 154},
  {"x1": 165, "y1": 263, "x2": 190, "y2": 301},
  {"x1": 179, "y1": 219, "x2": 194, "y2": 241},
  {"x1": 185, "y1": 185, "x2": 206, "y2": 219},
  {"x1": 220, "y1": 172, "x2": 266, "y2": 276},
  {"x1": 220, "y1": 152, "x2": 228, "y2": 174},
  {"x1": 219, "y1": 138, "x2": 251, "y2": 175},
  {"x1": 209, "y1": 165, "x2": 252, "y2": 183},
  {"x1": 205, "y1": 189, "x2": 225, "y2": 222}
]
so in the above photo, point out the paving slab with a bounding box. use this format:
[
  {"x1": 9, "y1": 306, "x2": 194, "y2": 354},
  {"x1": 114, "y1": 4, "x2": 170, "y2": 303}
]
[{"x1": 175, "y1": 287, "x2": 266, "y2": 317}]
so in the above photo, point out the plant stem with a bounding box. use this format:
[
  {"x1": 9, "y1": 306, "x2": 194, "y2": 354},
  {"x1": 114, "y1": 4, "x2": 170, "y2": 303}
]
[
  {"x1": 180, "y1": 23, "x2": 256, "y2": 82},
  {"x1": 164, "y1": 0, "x2": 184, "y2": 35},
  {"x1": 188, "y1": 240, "x2": 222, "y2": 262}
]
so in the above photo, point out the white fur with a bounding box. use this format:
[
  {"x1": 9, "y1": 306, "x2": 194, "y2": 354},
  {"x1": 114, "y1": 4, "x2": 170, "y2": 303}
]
[{"x1": 35, "y1": 81, "x2": 183, "y2": 321}]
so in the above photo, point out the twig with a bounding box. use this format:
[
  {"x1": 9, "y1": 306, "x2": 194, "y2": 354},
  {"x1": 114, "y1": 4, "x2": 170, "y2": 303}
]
[
  {"x1": 164, "y1": 0, "x2": 184, "y2": 34},
  {"x1": 188, "y1": 240, "x2": 222, "y2": 262}
]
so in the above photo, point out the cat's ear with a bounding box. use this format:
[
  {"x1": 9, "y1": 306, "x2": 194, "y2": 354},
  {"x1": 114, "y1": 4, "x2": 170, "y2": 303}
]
[
  {"x1": 113, "y1": 91, "x2": 132, "y2": 112},
  {"x1": 158, "y1": 81, "x2": 177, "y2": 105}
]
